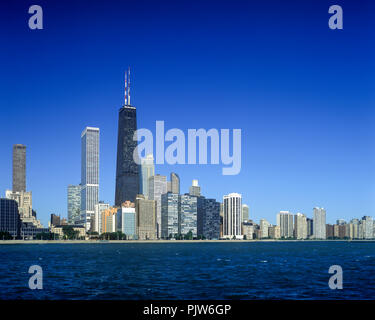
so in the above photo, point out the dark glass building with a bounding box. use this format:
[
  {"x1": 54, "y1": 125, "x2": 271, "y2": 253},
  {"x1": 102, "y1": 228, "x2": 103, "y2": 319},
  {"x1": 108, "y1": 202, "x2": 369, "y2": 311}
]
[
  {"x1": 197, "y1": 196, "x2": 220, "y2": 240},
  {"x1": 0, "y1": 198, "x2": 21, "y2": 238},
  {"x1": 115, "y1": 105, "x2": 139, "y2": 205}
]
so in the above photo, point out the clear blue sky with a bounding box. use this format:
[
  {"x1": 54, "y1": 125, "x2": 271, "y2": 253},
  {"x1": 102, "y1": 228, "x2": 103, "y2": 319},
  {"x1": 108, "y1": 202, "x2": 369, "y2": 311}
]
[{"x1": 1, "y1": 0, "x2": 374, "y2": 227}]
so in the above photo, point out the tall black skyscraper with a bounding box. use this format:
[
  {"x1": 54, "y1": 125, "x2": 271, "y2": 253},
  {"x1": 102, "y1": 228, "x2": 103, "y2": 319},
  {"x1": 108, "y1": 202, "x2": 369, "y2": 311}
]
[{"x1": 115, "y1": 68, "x2": 139, "y2": 205}]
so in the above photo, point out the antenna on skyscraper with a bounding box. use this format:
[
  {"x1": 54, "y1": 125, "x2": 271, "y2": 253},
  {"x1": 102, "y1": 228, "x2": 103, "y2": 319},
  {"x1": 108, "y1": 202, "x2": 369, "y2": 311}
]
[
  {"x1": 128, "y1": 67, "x2": 131, "y2": 106},
  {"x1": 124, "y1": 70, "x2": 128, "y2": 105}
]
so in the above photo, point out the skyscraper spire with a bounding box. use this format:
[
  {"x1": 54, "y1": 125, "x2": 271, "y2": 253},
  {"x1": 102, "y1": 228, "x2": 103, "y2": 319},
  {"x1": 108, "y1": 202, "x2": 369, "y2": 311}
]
[{"x1": 128, "y1": 67, "x2": 131, "y2": 106}]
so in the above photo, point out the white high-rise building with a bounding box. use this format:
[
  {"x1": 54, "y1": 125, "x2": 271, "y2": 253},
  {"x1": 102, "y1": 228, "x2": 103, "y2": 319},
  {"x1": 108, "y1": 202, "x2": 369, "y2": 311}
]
[
  {"x1": 242, "y1": 204, "x2": 249, "y2": 221},
  {"x1": 148, "y1": 174, "x2": 167, "y2": 238},
  {"x1": 94, "y1": 202, "x2": 110, "y2": 234},
  {"x1": 140, "y1": 154, "x2": 154, "y2": 199},
  {"x1": 294, "y1": 213, "x2": 307, "y2": 239},
  {"x1": 260, "y1": 219, "x2": 270, "y2": 238},
  {"x1": 277, "y1": 211, "x2": 294, "y2": 238},
  {"x1": 80, "y1": 127, "x2": 100, "y2": 231},
  {"x1": 313, "y1": 207, "x2": 326, "y2": 239},
  {"x1": 223, "y1": 193, "x2": 242, "y2": 239}
]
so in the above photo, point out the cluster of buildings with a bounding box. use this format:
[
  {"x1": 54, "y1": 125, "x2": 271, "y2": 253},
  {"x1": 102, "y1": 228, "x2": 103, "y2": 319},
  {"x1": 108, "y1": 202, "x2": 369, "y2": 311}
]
[{"x1": 1, "y1": 70, "x2": 374, "y2": 241}]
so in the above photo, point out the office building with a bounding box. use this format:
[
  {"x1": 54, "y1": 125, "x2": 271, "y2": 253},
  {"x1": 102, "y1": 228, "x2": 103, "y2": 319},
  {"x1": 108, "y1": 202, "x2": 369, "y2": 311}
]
[
  {"x1": 179, "y1": 194, "x2": 198, "y2": 237},
  {"x1": 168, "y1": 173, "x2": 180, "y2": 194},
  {"x1": 223, "y1": 193, "x2": 242, "y2": 239},
  {"x1": 0, "y1": 198, "x2": 21, "y2": 238},
  {"x1": 80, "y1": 127, "x2": 100, "y2": 231},
  {"x1": 12, "y1": 144, "x2": 26, "y2": 193},
  {"x1": 313, "y1": 207, "x2": 326, "y2": 239},
  {"x1": 115, "y1": 68, "x2": 139, "y2": 205},
  {"x1": 197, "y1": 197, "x2": 220, "y2": 239},
  {"x1": 148, "y1": 174, "x2": 167, "y2": 238},
  {"x1": 260, "y1": 219, "x2": 270, "y2": 238},
  {"x1": 362, "y1": 216, "x2": 374, "y2": 239},
  {"x1": 161, "y1": 193, "x2": 179, "y2": 239},
  {"x1": 140, "y1": 154, "x2": 154, "y2": 199},
  {"x1": 117, "y1": 201, "x2": 136, "y2": 239},
  {"x1": 101, "y1": 207, "x2": 118, "y2": 234},
  {"x1": 67, "y1": 185, "x2": 81, "y2": 224},
  {"x1": 135, "y1": 194, "x2": 157, "y2": 240}
]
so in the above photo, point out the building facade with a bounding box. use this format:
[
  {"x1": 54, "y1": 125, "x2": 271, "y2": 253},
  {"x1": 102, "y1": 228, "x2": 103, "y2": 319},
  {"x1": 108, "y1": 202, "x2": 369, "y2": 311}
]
[
  {"x1": 13, "y1": 144, "x2": 26, "y2": 193},
  {"x1": 223, "y1": 193, "x2": 242, "y2": 239},
  {"x1": 94, "y1": 202, "x2": 110, "y2": 234},
  {"x1": 68, "y1": 185, "x2": 81, "y2": 224},
  {"x1": 161, "y1": 193, "x2": 179, "y2": 239},
  {"x1": 294, "y1": 213, "x2": 307, "y2": 239},
  {"x1": 242, "y1": 204, "x2": 249, "y2": 221},
  {"x1": 197, "y1": 197, "x2": 220, "y2": 239},
  {"x1": 277, "y1": 211, "x2": 294, "y2": 238},
  {"x1": 148, "y1": 174, "x2": 167, "y2": 238},
  {"x1": 80, "y1": 127, "x2": 100, "y2": 231},
  {"x1": 179, "y1": 194, "x2": 198, "y2": 237},
  {"x1": 140, "y1": 154, "x2": 154, "y2": 199},
  {"x1": 313, "y1": 207, "x2": 326, "y2": 239},
  {"x1": 136, "y1": 194, "x2": 157, "y2": 240},
  {"x1": 189, "y1": 180, "x2": 201, "y2": 197}
]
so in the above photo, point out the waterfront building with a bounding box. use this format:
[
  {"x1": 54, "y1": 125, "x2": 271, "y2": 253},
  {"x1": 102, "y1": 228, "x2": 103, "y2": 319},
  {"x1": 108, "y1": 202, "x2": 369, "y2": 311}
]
[
  {"x1": 161, "y1": 193, "x2": 179, "y2": 239},
  {"x1": 115, "y1": 68, "x2": 139, "y2": 205},
  {"x1": 94, "y1": 202, "x2": 110, "y2": 234},
  {"x1": 307, "y1": 218, "x2": 314, "y2": 238},
  {"x1": 179, "y1": 194, "x2": 198, "y2": 237},
  {"x1": 197, "y1": 197, "x2": 220, "y2": 239},
  {"x1": 0, "y1": 198, "x2": 21, "y2": 239},
  {"x1": 189, "y1": 180, "x2": 201, "y2": 197},
  {"x1": 135, "y1": 194, "x2": 157, "y2": 240},
  {"x1": 140, "y1": 154, "x2": 154, "y2": 199},
  {"x1": 80, "y1": 127, "x2": 100, "y2": 231},
  {"x1": 13, "y1": 144, "x2": 26, "y2": 193},
  {"x1": 242, "y1": 221, "x2": 254, "y2": 240},
  {"x1": 223, "y1": 193, "x2": 242, "y2": 239},
  {"x1": 50, "y1": 225, "x2": 86, "y2": 239},
  {"x1": 313, "y1": 207, "x2": 326, "y2": 239},
  {"x1": 260, "y1": 219, "x2": 270, "y2": 238},
  {"x1": 117, "y1": 201, "x2": 136, "y2": 239},
  {"x1": 268, "y1": 225, "x2": 281, "y2": 239},
  {"x1": 101, "y1": 207, "x2": 118, "y2": 234},
  {"x1": 294, "y1": 213, "x2": 307, "y2": 239},
  {"x1": 67, "y1": 185, "x2": 81, "y2": 224},
  {"x1": 350, "y1": 219, "x2": 359, "y2": 239},
  {"x1": 50, "y1": 214, "x2": 61, "y2": 227},
  {"x1": 277, "y1": 211, "x2": 294, "y2": 238},
  {"x1": 5, "y1": 190, "x2": 32, "y2": 220},
  {"x1": 362, "y1": 216, "x2": 374, "y2": 239},
  {"x1": 242, "y1": 204, "x2": 249, "y2": 221},
  {"x1": 148, "y1": 174, "x2": 167, "y2": 238},
  {"x1": 326, "y1": 224, "x2": 334, "y2": 239},
  {"x1": 20, "y1": 222, "x2": 49, "y2": 240}
]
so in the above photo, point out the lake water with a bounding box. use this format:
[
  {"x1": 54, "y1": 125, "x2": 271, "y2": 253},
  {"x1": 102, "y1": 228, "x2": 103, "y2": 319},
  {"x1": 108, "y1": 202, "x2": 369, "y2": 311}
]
[{"x1": 1, "y1": 241, "x2": 374, "y2": 299}]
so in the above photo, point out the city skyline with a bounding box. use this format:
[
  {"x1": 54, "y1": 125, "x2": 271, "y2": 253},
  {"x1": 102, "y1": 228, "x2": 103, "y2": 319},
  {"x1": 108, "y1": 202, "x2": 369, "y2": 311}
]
[{"x1": 1, "y1": 0, "x2": 374, "y2": 227}]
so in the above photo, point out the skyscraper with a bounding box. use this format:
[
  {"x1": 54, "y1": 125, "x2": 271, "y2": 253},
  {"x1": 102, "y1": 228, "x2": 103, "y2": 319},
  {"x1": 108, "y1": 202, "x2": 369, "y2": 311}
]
[
  {"x1": 179, "y1": 194, "x2": 198, "y2": 237},
  {"x1": 223, "y1": 193, "x2": 242, "y2": 239},
  {"x1": 294, "y1": 213, "x2": 307, "y2": 239},
  {"x1": 148, "y1": 174, "x2": 167, "y2": 238},
  {"x1": 197, "y1": 197, "x2": 220, "y2": 240},
  {"x1": 115, "y1": 68, "x2": 139, "y2": 205},
  {"x1": 0, "y1": 198, "x2": 21, "y2": 239},
  {"x1": 136, "y1": 194, "x2": 157, "y2": 240},
  {"x1": 168, "y1": 173, "x2": 180, "y2": 194},
  {"x1": 189, "y1": 180, "x2": 201, "y2": 196},
  {"x1": 277, "y1": 211, "x2": 294, "y2": 238},
  {"x1": 80, "y1": 127, "x2": 100, "y2": 231},
  {"x1": 67, "y1": 185, "x2": 81, "y2": 224},
  {"x1": 161, "y1": 192, "x2": 179, "y2": 239},
  {"x1": 12, "y1": 144, "x2": 26, "y2": 193},
  {"x1": 242, "y1": 204, "x2": 249, "y2": 221},
  {"x1": 260, "y1": 219, "x2": 270, "y2": 238},
  {"x1": 313, "y1": 207, "x2": 326, "y2": 239},
  {"x1": 140, "y1": 154, "x2": 154, "y2": 199}
]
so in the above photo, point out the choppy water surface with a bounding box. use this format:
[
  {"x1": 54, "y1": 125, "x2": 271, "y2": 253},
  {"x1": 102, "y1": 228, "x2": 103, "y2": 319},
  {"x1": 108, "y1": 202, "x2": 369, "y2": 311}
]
[{"x1": 0, "y1": 242, "x2": 374, "y2": 299}]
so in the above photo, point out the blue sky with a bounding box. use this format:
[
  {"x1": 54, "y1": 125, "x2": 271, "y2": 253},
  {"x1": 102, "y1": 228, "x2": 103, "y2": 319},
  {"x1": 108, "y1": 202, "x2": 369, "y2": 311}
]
[{"x1": 1, "y1": 0, "x2": 374, "y2": 227}]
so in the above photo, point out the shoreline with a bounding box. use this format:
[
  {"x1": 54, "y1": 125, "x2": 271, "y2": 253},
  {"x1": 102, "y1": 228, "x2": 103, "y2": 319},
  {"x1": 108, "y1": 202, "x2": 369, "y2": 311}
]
[{"x1": 1, "y1": 239, "x2": 375, "y2": 244}]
